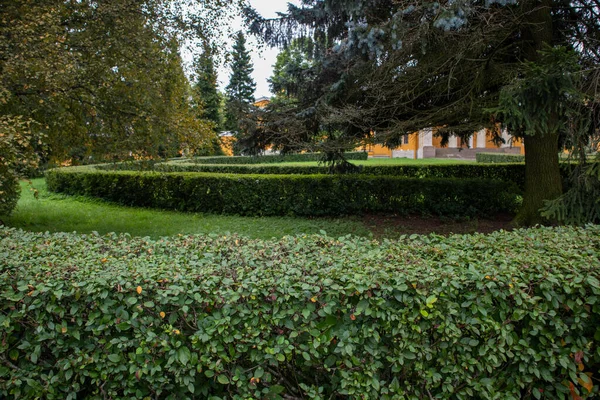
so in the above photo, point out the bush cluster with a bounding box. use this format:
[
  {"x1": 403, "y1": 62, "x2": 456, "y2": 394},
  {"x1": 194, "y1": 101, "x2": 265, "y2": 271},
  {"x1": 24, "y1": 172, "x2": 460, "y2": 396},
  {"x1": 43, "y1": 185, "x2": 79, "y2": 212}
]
[
  {"x1": 476, "y1": 153, "x2": 525, "y2": 163},
  {"x1": 1, "y1": 226, "x2": 599, "y2": 399},
  {"x1": 46, "y1": 168, "x2": 521, "y2": 217},
  {"x1": 190, "y1": 152, "x2": 369, "y2": 165}
]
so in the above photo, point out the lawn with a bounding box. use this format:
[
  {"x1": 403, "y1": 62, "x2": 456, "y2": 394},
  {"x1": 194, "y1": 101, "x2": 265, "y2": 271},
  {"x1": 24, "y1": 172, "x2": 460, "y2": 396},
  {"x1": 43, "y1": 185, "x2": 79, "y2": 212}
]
[
  {"x1": 4, "y1": 179, "x2": 371, "y2": 240},
  {"x1": 185, "y1": 157, "x2": 475, "y2": 167},
  {"x1": 4, "y1": 172, "x2": 512, "y2": 239}
]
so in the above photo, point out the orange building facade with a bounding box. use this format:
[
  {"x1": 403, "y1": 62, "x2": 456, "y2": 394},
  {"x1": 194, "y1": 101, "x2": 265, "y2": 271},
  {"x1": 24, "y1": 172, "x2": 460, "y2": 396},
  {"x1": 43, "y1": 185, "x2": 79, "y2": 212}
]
[{"x1": 364, "y1": 128, "x2": 525, "y2": 159}]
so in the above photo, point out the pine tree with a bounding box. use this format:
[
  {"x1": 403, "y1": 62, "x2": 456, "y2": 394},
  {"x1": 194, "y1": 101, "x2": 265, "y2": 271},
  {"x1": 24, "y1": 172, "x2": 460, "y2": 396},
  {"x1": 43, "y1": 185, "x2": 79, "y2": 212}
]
[
  {"x1": 193, "y1": 46, "x2": 222, "y2": 130},
  {"x1": 225, "y1": 32, "x2": 256, "y2": 132}
]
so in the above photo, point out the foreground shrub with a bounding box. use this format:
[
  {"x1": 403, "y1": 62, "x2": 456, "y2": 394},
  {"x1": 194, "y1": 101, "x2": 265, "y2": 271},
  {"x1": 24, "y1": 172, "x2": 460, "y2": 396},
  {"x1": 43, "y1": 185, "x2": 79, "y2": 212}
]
[
  {"x1": 0, "y1": 226, "x2": 599, "y2": 399},
  {"x1": 476, "y1": 153, "x2": 525, "y2": 163},
  {"x1": 46, "y1": 168, "x2": 520, "y2": 217},
  {"x1": 190, "y1": 151, "x2": 369, "y2": 165}
]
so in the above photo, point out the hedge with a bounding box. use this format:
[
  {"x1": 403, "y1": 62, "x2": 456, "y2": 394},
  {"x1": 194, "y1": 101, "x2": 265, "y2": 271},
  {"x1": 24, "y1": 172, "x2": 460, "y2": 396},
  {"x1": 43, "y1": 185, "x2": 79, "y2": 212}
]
[
  {"x1": 190, "y1": 152, "x2": 369, "y2": 165},
  {"x1": 1, "y1": 226, "x2": 599, "y2": 399},
  {"x1": 46, "y1": 168, "x2": 521, "y2": 217},
  {"x1": 476, "y1": 153, "x2": 525, "y2": 163},
  {"x1": 154, "y1": 162, "x2": 530, "y2": 189}
]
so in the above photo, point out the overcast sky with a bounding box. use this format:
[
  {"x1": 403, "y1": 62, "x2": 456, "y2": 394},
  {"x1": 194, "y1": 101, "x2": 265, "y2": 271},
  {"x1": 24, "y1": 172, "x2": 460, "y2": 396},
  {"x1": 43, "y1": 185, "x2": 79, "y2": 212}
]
[{"x1": 216, "y1": 0, "x2": 302, "y2": 99}]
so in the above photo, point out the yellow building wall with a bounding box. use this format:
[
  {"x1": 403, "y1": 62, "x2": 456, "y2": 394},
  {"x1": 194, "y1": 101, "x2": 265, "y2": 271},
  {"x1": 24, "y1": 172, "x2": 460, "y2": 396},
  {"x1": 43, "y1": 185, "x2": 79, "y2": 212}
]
[{"x1": 220, "y1": 136, "x2": 235, "y2": 156}]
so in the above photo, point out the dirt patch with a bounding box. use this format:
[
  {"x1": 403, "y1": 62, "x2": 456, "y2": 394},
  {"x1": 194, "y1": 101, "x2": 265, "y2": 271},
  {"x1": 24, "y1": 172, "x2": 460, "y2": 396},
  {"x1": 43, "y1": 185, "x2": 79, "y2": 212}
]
[{"x1": 363, "y1": 214, "x2": 515, "y2": 238}]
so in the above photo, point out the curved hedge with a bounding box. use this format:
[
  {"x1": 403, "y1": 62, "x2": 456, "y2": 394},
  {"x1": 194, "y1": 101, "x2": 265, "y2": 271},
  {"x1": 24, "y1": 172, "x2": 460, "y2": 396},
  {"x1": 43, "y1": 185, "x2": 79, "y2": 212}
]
[
  {"x1": 46, "y1": 168, "x2": 521, "y2": 217},
  {"x1": 1, "y1": 226, "x2": 599, "y2": 399},
  {"x1": 154, "y1": 162, "x2": 530, "y2": 188},
  {"x1": 190, "y1": 151, "x2": 369, "y2": 165}
]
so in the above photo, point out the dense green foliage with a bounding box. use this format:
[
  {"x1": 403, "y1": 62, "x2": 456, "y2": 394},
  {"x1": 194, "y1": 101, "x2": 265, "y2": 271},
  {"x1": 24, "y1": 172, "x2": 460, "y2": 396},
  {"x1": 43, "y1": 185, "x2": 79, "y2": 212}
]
[
  {"x1": 155, "y1": 161, "x2": 529, "y2": 188},
  {"x1": 46, "y1": 167, "x2": 520, "y2": 217},
  {"x1": 476, "y1": 153, "x2": 526, "y2": 164},
  {"x1": 1, "y1": 226, "x2": 599, "y2": 399},
  {"x1": 188, "y1": 152, "x2": 368, "y2": 165},
  {"x1": 0, "y1": 117, "x2": 40, "y2": 216}
]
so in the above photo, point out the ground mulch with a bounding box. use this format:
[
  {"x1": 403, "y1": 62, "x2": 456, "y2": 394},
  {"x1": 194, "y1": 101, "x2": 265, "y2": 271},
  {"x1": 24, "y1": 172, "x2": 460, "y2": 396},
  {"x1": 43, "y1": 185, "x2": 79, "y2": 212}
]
[{"x1": 363, "y1": 214, "x2": 515, "y2": 238}]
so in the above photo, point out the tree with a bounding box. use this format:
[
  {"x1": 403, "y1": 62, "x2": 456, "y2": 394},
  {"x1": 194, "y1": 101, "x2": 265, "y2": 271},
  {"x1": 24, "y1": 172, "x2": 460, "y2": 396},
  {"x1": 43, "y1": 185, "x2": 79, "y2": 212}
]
[
  {"x1": 225, "y1": 31, "x2": 256, "y2": 134},
  {"x1": 192, "y1": 44, "x2": 226, "y2": 155},
  {"x1": 193, "y1": 45, "x2": 223, "y2": 129},
  {"x1": 244, "y1": 0, "x2": 600, "y2": 225}
]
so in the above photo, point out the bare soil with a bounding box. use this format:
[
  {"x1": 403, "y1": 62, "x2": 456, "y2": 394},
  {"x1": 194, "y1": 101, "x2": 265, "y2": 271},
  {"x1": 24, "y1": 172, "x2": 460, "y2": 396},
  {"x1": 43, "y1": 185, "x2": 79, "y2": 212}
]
[{"x1": 363, "y1": 214, "x2": 515, "y2": 238}]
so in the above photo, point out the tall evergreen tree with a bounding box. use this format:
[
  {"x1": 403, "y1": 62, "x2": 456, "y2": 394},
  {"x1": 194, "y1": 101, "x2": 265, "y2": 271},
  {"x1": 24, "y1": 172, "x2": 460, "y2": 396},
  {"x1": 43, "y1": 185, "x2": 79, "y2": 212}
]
[
  {"x1": 225, "y1": 32, "x2": 256, "y2": 133},
  {"x1": 193, "y1": 45, "x2": 222, "y2": 130}
]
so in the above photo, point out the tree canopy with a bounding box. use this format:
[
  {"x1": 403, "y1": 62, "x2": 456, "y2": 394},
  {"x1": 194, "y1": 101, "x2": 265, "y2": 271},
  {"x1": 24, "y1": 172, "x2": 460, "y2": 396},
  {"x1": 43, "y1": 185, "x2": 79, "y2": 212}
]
[{"x1": 0, "y1": 0, "x2": 242, "y2": 215}]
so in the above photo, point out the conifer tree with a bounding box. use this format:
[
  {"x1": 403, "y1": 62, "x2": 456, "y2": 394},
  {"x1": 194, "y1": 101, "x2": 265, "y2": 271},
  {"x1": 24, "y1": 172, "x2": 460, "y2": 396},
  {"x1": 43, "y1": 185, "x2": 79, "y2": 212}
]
[
  {"x1": 193, "y1": 46, "x2": 222, "y2": 130},
  {"x1": 225, "y1": 32, "x2": 256, "y2": 133}
]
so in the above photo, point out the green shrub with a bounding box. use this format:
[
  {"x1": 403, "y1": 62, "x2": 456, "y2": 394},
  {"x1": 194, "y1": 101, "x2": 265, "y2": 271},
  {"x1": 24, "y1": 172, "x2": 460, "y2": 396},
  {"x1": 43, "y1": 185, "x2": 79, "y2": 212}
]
[
  {"x1": 46, "y1": 168, "x2": 521, "y2": 217},
  {"x1": 191, "y1": 151, "x2": 369, "y2": 165},
  {"x1": 1, "y1": 226, "x2": 599, "y2": 399},
  {"x1": 476, "y1": 152, "x2": 525, "y2": 163}
]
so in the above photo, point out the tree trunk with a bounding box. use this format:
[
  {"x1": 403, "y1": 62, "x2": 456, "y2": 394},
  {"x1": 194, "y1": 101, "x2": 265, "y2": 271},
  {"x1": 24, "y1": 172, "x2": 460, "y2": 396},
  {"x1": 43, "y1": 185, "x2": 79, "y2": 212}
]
[
  {"x1": 515, "y1": 131, "x2": 562, "y2": 225},
  {"x1": 514, "y1": 0, "x2": 563, "y2": 226}
]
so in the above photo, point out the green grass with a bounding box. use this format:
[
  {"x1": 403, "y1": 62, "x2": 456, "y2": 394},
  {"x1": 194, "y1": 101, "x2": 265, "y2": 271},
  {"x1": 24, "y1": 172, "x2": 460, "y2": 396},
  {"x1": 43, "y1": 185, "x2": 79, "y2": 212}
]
[{"x1": 3, "y1": 179, "x2": 371, "y2": 240}]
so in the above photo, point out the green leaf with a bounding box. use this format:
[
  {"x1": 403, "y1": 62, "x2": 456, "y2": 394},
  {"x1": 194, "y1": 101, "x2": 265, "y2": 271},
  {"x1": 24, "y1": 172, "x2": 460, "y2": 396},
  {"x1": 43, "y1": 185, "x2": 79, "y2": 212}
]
[
  {"x1": 204, "y1": 370, "x2": 215, "y2": 378},
  {"x1": 254, "y1": 367, "x2": 264, "y2": 378},
  {"x1": 217, "y1": 374, "x2": 230, "y2": 385},
  {"x1": 356, "y1": 299, "x2": 369, "y2": 315},
  {"x1": 426, "y1": 295, "x2": 438, "y2": 308},
  {"x1": 108, "y1": 354, "x2": 121, "y2": 363},
  {"x1": 178, "y1": 346, "x2": 191, "y2": 366},
  {"x1": 269, "y1": 385, "x2": 285, "y2": 394}
]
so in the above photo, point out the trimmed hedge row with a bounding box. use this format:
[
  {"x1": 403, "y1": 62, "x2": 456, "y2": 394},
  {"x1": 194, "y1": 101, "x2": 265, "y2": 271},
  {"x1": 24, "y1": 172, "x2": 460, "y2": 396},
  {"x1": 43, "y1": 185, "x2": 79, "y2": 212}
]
[
  {"x1": 46, "y1": 168, "x2": 521, "y2": 217},
  {"x1": 155, "y1": 162, "x2": 530, "y2": 188},
  {"x1": 1, "y1": 226, "x2": 599, "y2": 399},
  {"x1": 190, "y1": 151, "x2": 369, "y2": 165},
  {"x1": 476, "y1": 152, "x2": 525, "y2": 163}
]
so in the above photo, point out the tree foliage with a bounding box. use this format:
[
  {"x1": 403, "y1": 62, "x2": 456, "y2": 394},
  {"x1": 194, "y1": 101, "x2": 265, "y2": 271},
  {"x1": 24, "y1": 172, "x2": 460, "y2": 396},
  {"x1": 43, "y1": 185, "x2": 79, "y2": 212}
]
[
  {"x1": 0, "y1": 0, "x2": 242, "y2": 213},
  {"x1": 225, "y1": 32, "x2": 256, "y2": 136}
]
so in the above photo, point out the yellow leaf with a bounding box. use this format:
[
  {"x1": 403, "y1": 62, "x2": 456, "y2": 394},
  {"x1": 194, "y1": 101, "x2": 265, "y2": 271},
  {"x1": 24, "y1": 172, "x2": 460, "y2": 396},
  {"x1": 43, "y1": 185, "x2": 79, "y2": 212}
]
[
  {"x1": 578, "y1": 373, "x2": 593, "y2": 393},
  {"x1": 310, "y1": 297, "x2": 317, "y2": 303},
  {"x1": 136, "y1": 286, "x2": 142, "y2": 295},
  {"x1": 61, "y1": 327, "x2": 67, "y2": 334},
  {"x1": 159, "y1": 312, "x2": 166, "y2": 319}
]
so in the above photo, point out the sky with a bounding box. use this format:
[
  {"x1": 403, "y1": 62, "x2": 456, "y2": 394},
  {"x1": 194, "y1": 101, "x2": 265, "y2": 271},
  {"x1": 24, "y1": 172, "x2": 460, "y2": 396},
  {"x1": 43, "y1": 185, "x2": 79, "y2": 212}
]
[{"x1": 216, "y1": 0, "x2": 302, "y2": 99}]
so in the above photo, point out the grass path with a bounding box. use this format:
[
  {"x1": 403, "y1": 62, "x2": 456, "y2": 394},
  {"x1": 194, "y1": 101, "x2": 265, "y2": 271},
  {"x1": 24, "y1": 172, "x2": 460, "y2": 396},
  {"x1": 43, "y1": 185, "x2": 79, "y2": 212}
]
[{"x1": 4, "y1": 179, "x2": 371, "y2": 240}]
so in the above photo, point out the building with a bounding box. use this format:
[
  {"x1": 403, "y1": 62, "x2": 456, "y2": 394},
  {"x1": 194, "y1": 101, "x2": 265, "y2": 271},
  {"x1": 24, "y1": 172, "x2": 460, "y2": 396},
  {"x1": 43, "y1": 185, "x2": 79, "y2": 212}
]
[
  {"x1": 363, "y1": 128, "x2": 524, "y2": 159},
  {"x1": 218, "y1": 97, "x2": 272, "y2": 156}
]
